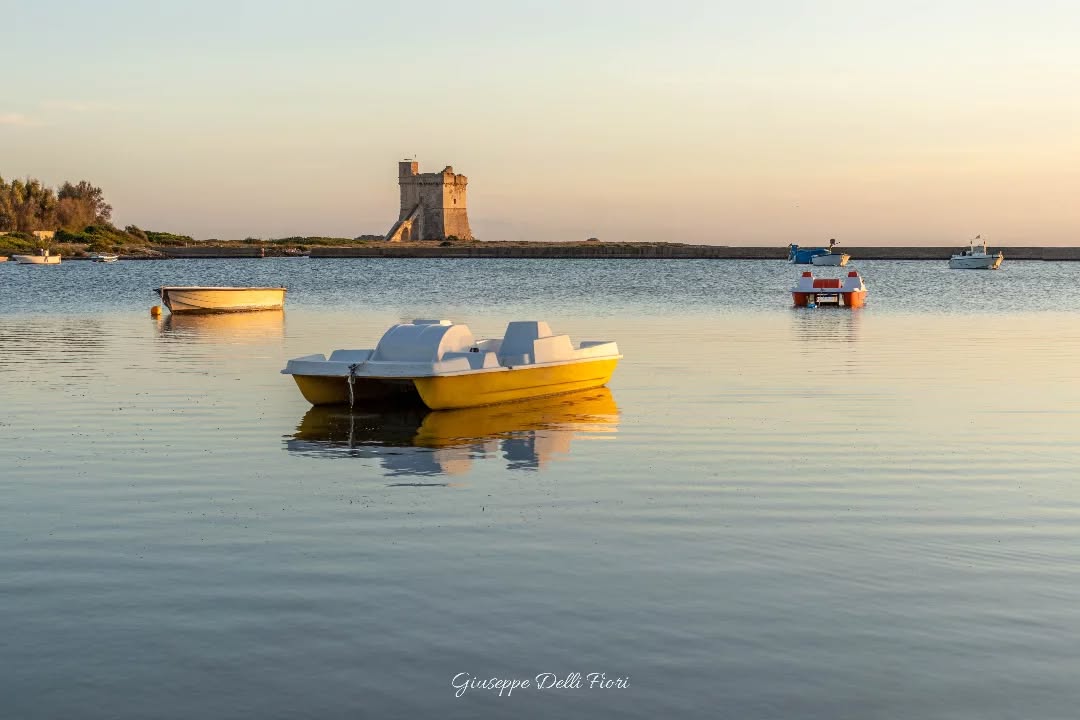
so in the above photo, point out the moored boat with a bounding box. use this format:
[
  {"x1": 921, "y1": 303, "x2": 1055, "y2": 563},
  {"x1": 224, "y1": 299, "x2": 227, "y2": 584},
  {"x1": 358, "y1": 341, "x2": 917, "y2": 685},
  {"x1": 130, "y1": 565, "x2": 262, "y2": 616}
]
[
  {"x1": 154, "y1": 286, "x2": 287, "y2": 313},
  {"x1": 788, "y1": 244, "x2": 829, "y2": 264},
  {"x1": 790, "y1": 238, "x2": 844, "y2": 264},
  {"x1": 791, "y1": 270, "x2": 867, "y2": 308},
  {"x1": 282, "y1": 319, "x2": 621, "y2": 410},
  {"x1": 810, "y1": 249, "x2": 851, "y2": 266},
  {"x1": 12, "y1": 252, "x2": 61, "y2": 264},
  {"x1": 949, "y1": 236, "x2": 1003, "y2": 269},
  {"x1": 89, "y1": 253, "x2": 119, "y2": 263}
]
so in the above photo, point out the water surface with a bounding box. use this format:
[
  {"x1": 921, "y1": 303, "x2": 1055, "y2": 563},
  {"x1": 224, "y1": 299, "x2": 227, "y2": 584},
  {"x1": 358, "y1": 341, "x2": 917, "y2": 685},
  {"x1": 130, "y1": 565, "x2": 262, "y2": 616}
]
[{"x1": 3, "y1": 258, "x2": 1080, "y2": 718}]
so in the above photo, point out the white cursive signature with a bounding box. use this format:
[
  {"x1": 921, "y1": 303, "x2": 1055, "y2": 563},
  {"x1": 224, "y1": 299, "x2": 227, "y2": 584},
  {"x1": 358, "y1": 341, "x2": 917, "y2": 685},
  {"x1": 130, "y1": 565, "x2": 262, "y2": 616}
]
[{"x1": 451, "y1": 672, "x2": 630, "y2": 697}]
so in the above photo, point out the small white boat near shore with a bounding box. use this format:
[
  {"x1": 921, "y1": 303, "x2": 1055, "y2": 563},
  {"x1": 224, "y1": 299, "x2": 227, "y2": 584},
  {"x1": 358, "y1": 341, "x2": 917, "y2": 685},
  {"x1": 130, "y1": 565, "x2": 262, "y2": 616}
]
[
  {"x1": 949, "y1": 237, "x2": 1003, "y2": 270},
  {"x1": 12, "y1": 252, "x2": 61, "y2": 265},
  {"x1": 89, "y1": 253, "x2": 119, "y2": 263},
  {"x1": 155, "y1": 286, "x2": 287, "y2": 314}
]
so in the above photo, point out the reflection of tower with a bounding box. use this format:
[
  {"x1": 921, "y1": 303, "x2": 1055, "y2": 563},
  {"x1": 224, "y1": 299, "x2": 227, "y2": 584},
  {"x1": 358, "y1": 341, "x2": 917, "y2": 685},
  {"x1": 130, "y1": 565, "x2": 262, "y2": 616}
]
[
  {"x1": 431, "y1": 445, "x2": 476, "y2": 476},
  {"x1": 503, "y1": 432, "x2": 575, "y2": 470},
  {"x1": 385, "y1": 160, "x2": 473, "y2": 242}
]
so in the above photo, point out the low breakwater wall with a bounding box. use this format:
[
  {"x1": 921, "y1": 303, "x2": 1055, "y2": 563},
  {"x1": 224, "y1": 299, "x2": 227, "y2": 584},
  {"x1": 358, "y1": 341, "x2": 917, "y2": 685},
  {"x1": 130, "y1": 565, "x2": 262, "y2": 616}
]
[
  {"x1": 310, "y1": 245, "x2": 747, "y2": 259},
  {"x1": 162, "y1": 246, "x2": 264, "y2": 258},
  {"x1": 307, "y1": 245, "x2": 1080, "y2": 260}
]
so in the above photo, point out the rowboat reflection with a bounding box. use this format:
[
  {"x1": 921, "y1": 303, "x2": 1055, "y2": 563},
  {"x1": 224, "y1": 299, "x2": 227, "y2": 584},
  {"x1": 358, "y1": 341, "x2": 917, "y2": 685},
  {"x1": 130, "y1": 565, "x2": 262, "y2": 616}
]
[
  {"x1": 286, "y1": 387, "x2": 619, "y2": 477},
  {"x1": 158, "y1": 310, "x2": 285, "y2": 342}
]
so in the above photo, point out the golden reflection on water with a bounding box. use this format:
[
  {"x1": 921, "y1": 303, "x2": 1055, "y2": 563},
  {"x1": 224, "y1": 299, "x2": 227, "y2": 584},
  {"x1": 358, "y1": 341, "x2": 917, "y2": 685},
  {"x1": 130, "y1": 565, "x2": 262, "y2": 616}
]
[
  {"x1": 157, "y1": 310, "x2": 285, "y2": 342},
  {"x1": 286, "y1": 387, "x2": 619, "y2": 478},
  {"x1": 788, "y1": 308, "x2": 863, "y2": 344}
]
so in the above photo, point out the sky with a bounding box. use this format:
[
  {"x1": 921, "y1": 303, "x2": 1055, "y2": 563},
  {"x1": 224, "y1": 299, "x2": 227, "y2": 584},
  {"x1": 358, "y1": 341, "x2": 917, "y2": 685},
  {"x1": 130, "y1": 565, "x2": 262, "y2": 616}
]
[{"x1": 3, "y1": 0, "x2": 1079, "y2": 244}]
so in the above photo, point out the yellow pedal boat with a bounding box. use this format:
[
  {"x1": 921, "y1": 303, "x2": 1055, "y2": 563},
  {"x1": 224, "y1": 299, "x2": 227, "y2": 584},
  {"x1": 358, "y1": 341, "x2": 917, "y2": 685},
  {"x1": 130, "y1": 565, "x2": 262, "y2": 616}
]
[{"x1": 282, "y1": 319, "x2": 621, "y2": 410}]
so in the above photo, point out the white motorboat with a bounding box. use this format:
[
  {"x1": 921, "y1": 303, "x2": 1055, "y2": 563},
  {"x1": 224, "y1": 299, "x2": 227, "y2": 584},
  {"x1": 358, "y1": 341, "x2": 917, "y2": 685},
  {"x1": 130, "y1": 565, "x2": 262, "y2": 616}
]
[
  {"x1": 154, "y1": 286, "x2": 287, "y2": 313},
  {"x1": 12, "y1": 251, "x2": 61, "y2": 265},
  {"x1": 810, "y1": 250, "x2": 850, "y2": 266},
  {"x1": 949, "y1": 237, "x2": 1003, "y2": 270},
  {"x1": 89, "y1": 253, "x2": 119, "y2": 263}
]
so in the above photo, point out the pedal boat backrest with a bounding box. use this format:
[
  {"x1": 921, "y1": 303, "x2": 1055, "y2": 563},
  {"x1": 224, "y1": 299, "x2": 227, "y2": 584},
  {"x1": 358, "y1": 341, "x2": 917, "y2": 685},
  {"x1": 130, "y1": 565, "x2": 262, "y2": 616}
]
[{"x1": 372, "y1": 319, "x2": 476, "y2": 362}]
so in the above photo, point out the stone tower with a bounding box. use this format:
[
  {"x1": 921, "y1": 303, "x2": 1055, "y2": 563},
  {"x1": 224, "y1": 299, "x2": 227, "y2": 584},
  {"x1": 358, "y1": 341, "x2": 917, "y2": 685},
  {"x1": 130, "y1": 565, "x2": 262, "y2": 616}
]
[{"x1": 385, "y1": 160, "x2": 473, "y2": 242}]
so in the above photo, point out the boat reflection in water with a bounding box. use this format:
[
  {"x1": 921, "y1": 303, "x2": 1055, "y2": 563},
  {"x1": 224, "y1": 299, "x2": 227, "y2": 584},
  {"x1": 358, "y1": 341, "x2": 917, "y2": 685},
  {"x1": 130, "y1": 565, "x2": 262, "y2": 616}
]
[
  {"x1": 790, "y1": 306, "x2": 862, "y2": 345},
  {"x1": 286, "y1": 387, "x2": 619, "y2": 478},
  {"x1": 157, "y1": 310, "x2": 285, "y2": 343}
]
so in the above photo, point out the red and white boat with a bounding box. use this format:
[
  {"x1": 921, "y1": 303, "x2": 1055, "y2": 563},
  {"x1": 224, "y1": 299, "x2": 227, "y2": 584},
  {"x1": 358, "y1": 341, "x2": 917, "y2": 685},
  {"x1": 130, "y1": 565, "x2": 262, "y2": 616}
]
[{"x1": 791, "y1": 270, "x2": 867, "y2": 308}]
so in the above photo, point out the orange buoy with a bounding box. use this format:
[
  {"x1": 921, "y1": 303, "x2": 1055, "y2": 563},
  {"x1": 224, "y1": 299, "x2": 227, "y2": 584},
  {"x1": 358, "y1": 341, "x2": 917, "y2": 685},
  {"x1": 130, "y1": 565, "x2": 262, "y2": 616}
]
[{"x1": 150, "y1": 305, "x2": 162, "y2": 317}]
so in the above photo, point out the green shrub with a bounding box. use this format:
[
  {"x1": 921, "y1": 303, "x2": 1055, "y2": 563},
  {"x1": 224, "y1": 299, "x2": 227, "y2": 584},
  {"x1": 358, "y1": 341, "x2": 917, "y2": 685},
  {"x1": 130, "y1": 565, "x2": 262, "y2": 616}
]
[
  {"x1": 145, "y1": 230, "x2": 194, "y2": 245},
  {"x1": 55, "y1": 224, "x2": 132, "y2": 246},
  {"x1": 0, "y1": 232, "x2": 37, "y2": 253},
  {"x1": 86, "y1": 237, "x2": 116, "y2": 253}
]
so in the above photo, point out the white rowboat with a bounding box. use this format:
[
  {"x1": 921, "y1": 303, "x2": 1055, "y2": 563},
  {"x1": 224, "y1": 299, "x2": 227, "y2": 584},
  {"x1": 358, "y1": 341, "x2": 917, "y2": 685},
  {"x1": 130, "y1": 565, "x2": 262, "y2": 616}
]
[
  {"x1": 810, "y1": 251, "x2": 850, "y2": 267},
  {"x1": 155, "y1": 286, "x2": 287, "y2": 313}
]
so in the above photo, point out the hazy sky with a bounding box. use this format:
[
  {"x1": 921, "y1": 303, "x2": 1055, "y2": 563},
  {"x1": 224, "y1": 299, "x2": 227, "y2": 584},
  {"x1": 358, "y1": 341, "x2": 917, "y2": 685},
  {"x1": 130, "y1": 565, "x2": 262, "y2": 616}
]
[{"x1": 4, "y1": 0, "x2": 1079, "y2": 244}]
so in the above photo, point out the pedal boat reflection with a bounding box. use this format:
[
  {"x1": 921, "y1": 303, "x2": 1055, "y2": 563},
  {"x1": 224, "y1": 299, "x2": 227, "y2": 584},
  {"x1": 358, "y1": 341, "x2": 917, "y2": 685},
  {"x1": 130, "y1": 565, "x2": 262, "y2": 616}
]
[{"x1": 286, "y1": 387, "x2": 619, "y2": 476}]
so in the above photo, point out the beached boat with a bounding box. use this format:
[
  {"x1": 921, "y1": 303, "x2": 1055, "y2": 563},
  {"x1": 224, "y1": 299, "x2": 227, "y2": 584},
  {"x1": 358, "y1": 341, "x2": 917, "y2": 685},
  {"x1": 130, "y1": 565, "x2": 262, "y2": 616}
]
[
  {"x1": 949, "y1": 237, "x2": 1003, "y2": 270},
  {"x1": 89, "y1": 253, "x2": 119, "y2": 263},
  {"x1": 791, "y1": 270, "x2": 867, "y2": 308},
  {"x1": 810, "y1": 249, "x2": 851, "y2": 266},
  {"x1": 282, "y1": 319, "x2": 621, "y2": 410},
  {"x1": 12, "y1": 252, "x2": 61, "y2": 265},
  {"x1": 154, "y1": 286, "x2": 286, "y2": 313}
]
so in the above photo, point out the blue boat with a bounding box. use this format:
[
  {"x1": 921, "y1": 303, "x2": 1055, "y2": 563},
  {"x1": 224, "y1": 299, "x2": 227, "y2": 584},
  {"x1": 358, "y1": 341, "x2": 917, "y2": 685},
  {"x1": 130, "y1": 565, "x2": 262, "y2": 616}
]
[{"x1": 788, "y1": 240, "x2": 839, "y2": 264}]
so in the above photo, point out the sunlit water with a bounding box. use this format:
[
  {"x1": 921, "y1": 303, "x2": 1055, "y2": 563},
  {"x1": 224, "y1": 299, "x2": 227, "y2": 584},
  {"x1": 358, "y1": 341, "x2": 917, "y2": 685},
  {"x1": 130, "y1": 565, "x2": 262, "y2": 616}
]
[{"x1": 3, "y1": 258, "x2": 1080, "y2": 719}]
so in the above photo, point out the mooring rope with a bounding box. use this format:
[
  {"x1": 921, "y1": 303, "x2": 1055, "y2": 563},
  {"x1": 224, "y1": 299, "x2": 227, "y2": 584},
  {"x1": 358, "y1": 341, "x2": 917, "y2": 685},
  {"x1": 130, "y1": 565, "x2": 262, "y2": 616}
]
[{"x1": 347, "y1": 363, "x2": 361, "y2": 409}]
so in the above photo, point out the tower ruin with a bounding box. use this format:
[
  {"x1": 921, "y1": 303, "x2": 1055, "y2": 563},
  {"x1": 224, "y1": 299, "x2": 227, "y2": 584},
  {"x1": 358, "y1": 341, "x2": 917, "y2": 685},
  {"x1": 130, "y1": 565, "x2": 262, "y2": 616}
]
[{"x1": 385, "y1": 160, "x2": 473, "y2": 242}]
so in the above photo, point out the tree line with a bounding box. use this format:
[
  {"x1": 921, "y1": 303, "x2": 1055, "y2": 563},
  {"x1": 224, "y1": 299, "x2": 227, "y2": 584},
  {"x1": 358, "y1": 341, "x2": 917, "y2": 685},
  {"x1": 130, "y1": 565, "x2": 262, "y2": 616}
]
[{"x1": 0, "y1": 175, "x2": 112, "y2": 232}]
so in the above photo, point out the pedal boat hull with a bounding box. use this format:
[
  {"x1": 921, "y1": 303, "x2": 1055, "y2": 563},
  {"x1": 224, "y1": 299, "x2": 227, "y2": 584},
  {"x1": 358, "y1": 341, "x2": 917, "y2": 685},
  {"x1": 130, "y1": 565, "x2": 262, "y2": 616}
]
[{"x1": 284, "y1": 320, "x2": 621, "y2": 410}]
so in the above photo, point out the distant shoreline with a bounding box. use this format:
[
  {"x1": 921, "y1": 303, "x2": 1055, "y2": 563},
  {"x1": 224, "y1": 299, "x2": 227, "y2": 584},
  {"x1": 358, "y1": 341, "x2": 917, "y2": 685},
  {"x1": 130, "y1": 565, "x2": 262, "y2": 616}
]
[
  {"x1": 152, "y1": 243, "x2": 1080, "y2": 261},
  {"x1": 9, "y1": 240, "x2": 1080, "y2": 261}
]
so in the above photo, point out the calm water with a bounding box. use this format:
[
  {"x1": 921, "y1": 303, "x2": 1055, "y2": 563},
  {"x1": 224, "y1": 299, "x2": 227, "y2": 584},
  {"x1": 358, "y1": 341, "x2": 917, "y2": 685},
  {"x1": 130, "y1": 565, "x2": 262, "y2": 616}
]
[{"x1": 4, "y1": 258, "x2": 1080, "y2": 719}]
